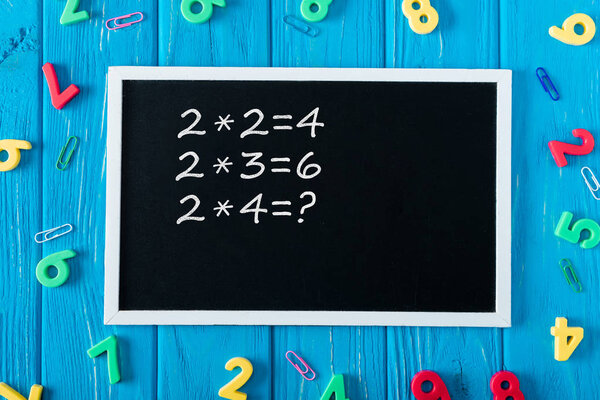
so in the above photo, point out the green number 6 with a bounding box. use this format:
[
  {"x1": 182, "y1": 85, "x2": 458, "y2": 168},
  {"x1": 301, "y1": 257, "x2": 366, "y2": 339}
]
[
  {"x1": 554, "y1": 211, "x2": 600, "y2": 249},
  {"x1": 301, "y1": 0, "x2": 333, "y2": 23},
  {"x1": 181, "y1": 0, "x2": 226, "y2": 24}
]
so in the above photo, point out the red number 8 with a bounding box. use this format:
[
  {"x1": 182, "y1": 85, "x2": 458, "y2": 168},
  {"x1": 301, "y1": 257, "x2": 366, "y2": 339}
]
[
  {"x1": 410, "y1": 370, "x2": 451, "y2": 400},
  {"x1": 490, "y1": 371, "x2": 524, "y2": 400}
]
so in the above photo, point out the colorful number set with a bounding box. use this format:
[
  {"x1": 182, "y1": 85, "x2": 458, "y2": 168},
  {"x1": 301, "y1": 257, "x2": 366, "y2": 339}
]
[
  {"x1": 216, "y1": 357, "x2": 527, "y2": 400},
  {"x1": 412, "y1": 370, "x2": 524, "y2": 400},
  {"x1": 549, "y1": 129, "x2": 600, "y2": 251}
]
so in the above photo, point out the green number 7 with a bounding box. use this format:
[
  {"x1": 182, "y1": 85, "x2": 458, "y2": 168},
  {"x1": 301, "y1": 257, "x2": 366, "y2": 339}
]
[{"x1": 554, "y1": 211, "x2": 600, "y2": 249}]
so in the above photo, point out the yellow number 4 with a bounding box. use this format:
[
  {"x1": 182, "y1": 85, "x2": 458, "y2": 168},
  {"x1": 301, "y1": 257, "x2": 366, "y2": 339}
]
[{"x1": 551, "y1": 317, "x2": 584, "y2": 361}]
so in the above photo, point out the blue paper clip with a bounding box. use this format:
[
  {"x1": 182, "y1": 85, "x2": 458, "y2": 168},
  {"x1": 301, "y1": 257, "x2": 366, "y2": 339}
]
[
  {"x1": 56, "y1": 136, "x2": 78, "y2": 171},
  {"x1": 536, "y1": 68, "x2": 560, "y2": 101},
  {"x1": 559, "y1": 259, "x2": 582, "y2": 293},
  {"x1": 283, "y1": 15, "x2": 319, "y2": 37}
]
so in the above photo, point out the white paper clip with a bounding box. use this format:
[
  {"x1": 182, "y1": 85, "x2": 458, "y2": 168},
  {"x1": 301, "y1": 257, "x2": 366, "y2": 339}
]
[
  {"x1": 34, "y1": 224, "x2": 73, "y2": 243},
  {"x1": 581, "y1": 167, "x2": 600, "y2": 200}
]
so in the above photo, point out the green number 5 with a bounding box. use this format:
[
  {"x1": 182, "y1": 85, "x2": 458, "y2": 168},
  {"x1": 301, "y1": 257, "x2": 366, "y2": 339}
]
[
  {"x1": 181, "y1": 0, "x2": 226, "y2": 24},
  {"x1": 555, "y1": 211, "x2": 600, "y2": 249}
]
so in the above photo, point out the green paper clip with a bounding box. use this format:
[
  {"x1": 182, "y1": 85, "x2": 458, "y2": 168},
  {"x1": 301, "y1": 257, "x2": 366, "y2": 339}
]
[
  {"x1": 88, "y1": 335, "x2": 121, "y2": 384},
  {"x1": 559, "y1": 258, "x2": 582, "y2": 293},
  {"x1": 56, "y1": 136, "x2": 78, "y2": 171}
]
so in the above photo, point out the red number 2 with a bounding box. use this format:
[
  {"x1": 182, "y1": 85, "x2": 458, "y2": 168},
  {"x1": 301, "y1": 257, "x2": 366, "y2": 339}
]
[
  {"x1": 490, "y1": 371, "x2": 524, "y2": 400},
  {"x1": 410, "y1": 370, "x2": 451, "y2": 400},
  {"x1": 548, "y1": 128, "x2": 594, "y2": 167}
]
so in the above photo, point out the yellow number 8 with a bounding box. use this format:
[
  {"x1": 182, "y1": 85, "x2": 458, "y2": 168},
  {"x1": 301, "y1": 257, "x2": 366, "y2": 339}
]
[{"x1": 402, "y1": 0, "x2": 439, "y2": 35}]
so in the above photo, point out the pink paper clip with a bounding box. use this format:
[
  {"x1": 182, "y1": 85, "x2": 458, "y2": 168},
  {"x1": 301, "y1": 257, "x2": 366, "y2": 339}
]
[
  {"x1": 285, "y1": 351, "x2": 316, "y2": 381},
  {"x1": 105, "y1": 12, "x2": 144, "y2": 31}
]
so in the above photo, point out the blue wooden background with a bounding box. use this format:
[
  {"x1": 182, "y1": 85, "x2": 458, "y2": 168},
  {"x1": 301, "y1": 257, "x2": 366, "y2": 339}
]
[{"x1": 1, "y1": 0, "x2": 598, "y2": 398}]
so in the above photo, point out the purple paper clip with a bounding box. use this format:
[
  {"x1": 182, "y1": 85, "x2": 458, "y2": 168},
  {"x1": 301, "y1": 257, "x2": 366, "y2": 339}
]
[
  {"x1": 106, "y1": 12, "x2": 144, "y2": 31},
  {"x1": 285, "y1": 351, "x2": 316, "y2": 381}
]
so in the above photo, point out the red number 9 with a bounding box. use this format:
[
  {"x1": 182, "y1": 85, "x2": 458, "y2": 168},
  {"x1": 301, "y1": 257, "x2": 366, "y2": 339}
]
[
  {"x1": 411, "y1": 370, "x2": 451, "y2": 400},
  {"x1": 490, "y1": 371, "x2": 524, "y2": 400}
]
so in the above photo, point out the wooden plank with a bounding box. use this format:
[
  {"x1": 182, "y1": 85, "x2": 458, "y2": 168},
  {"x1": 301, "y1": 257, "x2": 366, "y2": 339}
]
[
  {"x1": 156, "y1": 2, "x2": 271, "y2": 399},
  {"x1": 41, "y1": 1, "x2": 158, "y2": 398},
  {"x1": 0, "y1": 0, "x2": 42, "y2": 394},
  {"x1": 500, "y1": 1, "x2": 599, "y2": 397},
  {"x1": 272, "y1": 1, "x2": 384, "y2": 67},
  {"x1": 271, "y1": 2, "x2": 387, "y2": 400},
  {"x1": 385, "y1": 1, "x2": 502, "y2": 399}
]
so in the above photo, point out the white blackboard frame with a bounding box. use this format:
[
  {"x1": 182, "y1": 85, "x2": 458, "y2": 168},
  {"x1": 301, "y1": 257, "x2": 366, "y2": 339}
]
[{"x1": 105, "y1": 67, "x2": 512, "y2": 327}]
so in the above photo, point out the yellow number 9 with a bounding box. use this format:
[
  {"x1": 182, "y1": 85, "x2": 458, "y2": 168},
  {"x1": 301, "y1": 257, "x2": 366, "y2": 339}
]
[
  {"x1": 402, "y1": 0, "x2": 439, "y2": 35},
  {"x1": 218, "y1": 357, "x2": 253, "y2": 400},
  {"x1": 0, "y1": 139, "x2": 32, "y2": 172},
  {"x1": 549, "y1": 13, "x2": 596, "y2": 46}
]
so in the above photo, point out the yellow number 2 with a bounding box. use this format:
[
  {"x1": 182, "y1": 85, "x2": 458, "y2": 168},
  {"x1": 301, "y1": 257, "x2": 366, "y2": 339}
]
[
  {"x1": 218, "y1": 357, "x2": 253, "y2": 400},
  {"x1": 549, "y1": 13, "x2": 596, "y2": 46},
  {"x1": 0, "y1": 383, "x2": 43, "y2": 400},
  {"x1": 402, "y1": 0, "x2": 439, "y2": 35}
]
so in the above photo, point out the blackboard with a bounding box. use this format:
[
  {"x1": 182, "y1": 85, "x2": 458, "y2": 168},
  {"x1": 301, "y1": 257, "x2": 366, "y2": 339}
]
[{"x1": 105, "y1": 68, "x2": 512, "y2": 326}]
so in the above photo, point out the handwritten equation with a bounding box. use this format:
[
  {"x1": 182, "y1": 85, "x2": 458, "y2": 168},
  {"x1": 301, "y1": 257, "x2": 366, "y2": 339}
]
[{"x1": 174, "y1": 107, "x2": 324, "y2": 225}]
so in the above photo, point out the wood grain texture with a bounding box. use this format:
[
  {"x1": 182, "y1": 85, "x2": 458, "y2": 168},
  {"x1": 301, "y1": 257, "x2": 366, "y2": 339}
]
[
  {"x1": 41, "y1": 0, "x2": 157, "y2": 398},
  {"x1": 156, "y1": 1, "x2": 271, "y2": 399},
  {"x1": 271, "y1": 2, "x2": 387, "y2": 400},
  {"x1": 501, "y1": 1, "x2": 600, "y2": 398},
  {"x1": 0, "y1": 0, "x2": 41, "y2": 395},
  {"x1": 385, "y1": 1, "x2": 502, "y2": 399},
  {"x1": 2, "y1": 0, "x2": 598, "y2": 398}
]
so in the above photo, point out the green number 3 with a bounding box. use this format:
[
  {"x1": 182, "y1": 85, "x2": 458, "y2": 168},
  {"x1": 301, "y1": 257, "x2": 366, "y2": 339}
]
[
  {"x1": 301, "y1": 0, "x2": 333, "y2": 23},
  {"x1": 181, "y1": 0, "x2": 226, "y2": 24},
  {"x1": 554, "y1": 211, "x2": 600, "y2": 249}
]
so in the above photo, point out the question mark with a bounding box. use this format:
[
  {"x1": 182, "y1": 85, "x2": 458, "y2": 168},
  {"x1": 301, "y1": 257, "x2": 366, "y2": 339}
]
[{"x1": 298, "y1": 191, "x2": 316, "y2": 223}]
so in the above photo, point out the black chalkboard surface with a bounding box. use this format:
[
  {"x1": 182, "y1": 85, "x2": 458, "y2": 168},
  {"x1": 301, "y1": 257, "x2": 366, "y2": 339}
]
[{"x1": 105, "y1": 68, "x2": 511, "y2": 326}]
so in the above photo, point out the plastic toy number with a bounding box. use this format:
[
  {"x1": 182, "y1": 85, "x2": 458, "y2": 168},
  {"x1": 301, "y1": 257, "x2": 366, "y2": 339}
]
[
  {"x1": 35, "y1": 249, "x2": 76, "y2": 288},
  {"x1": 301, "y1": 0, "x2": 333, "y2": 23},
  {"x1": 0, "y1": 139, "x2": 32, "y2": 172},
  {"x1": 219, "y1": 357, "x2": 253, "y2": 400},
  {"x1": 490, "y1": 371, "x2": 524, "y2": 400},
  {"x1": 549, "y1": 13, "x2": 596, "y2": 46},
  {"x1": 402, "y1": 0, "x2": 439, "y2": 35},
  {"x1": 411, "y1": 370, "x2": 450, "y2": 400},
  {"x1": 87, "y1": 335, "x2": 121, "y2": 384},
  {"x1": 181, "y1": 0, "x2": 226, "y2": 24},
  {"x1": 320, "y1": 374, "x2": 349, "y2": 400},
  {"x1": 548, "y1": 128, "x2": 594, "y2": 167},
  {"x1": 551, "y1": 317, "x2": 584, "y2": 361},
  {"x1": 410, "y1": 370, "x2": 525, "y2": 399},
  {"x1": 0, "y1": 383, "x2": 43, "y2": 400},
  {"x1": 554, "y1": 211, "x2": 600, "y2": 249},
  {"x1": 60, "y1": 0, "x2": 90, "y2": 25}
]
